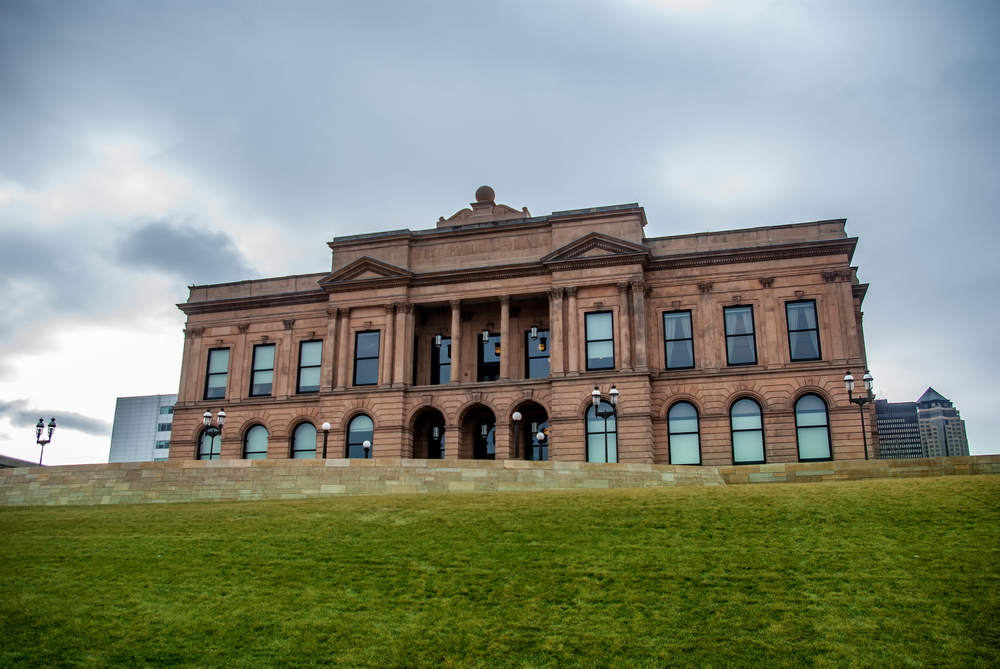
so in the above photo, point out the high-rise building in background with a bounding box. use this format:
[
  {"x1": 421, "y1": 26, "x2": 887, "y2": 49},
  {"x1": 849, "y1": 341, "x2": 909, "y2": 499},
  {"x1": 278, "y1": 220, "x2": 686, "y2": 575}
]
[
  {"x1": 917, "y1": 387, "x2": 969, "y2": 457},
  {"x1": 874, "y1": 387, "x2": 969, "y2": 458},
  {"x1": 108, "y1": 394, "x2": 178, "y2": 462},
  {"x1": 873, "y1": 400, "x2": 922, "y2": 459}
]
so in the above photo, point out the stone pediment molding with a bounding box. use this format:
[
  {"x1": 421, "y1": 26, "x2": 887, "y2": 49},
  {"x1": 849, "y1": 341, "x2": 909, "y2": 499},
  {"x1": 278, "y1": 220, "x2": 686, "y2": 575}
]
[
  {"x1": 318, "y1": 256, "x2": 414, "y2": 293},
  {"x1": 541, "y1": 232, "x2": 653, "y2": 269}
]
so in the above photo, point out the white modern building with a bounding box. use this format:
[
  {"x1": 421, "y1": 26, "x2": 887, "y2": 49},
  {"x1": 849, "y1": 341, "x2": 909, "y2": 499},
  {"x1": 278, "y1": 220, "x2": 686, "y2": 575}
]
[{"x1": 108, "y1": 394, "x2": 178, "y2": 462}]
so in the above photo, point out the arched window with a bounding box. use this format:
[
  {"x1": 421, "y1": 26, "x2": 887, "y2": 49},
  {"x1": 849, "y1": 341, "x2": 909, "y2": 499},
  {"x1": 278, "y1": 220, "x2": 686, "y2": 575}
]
[
  {"x1": 796, "y1": 394, "x2": 832, "y2": 461},
  {"x1": 197, "y1": 429, "x2": 221, "y2": 460},
  {"x1": 291, "y1": 422, "x2": 317, "y2": 459},
  {"x1": 242, "y1": 425, "x2": 268, "y2": 459},
  {"x1": 668, "y1": 402, "x2": 700, "y2": 465},
  {"x1": 731, "y1": 398, "x2": 765, "y2": 464},
  {"x1": 586, "y1": 402, "x2": 617, "y2": 463},
  {"x1": 347, "y1": 414, "x2": 374, "y2": 458}
]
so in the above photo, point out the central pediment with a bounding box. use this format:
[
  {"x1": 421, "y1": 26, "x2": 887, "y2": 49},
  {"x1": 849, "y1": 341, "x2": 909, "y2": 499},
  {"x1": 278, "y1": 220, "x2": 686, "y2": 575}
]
[
  {"x1": 318, "y1": 256, "x2": 413, "y2": 289},
  {"x1": 541, "y1": 232, "x2": 652, "y2": 265}
]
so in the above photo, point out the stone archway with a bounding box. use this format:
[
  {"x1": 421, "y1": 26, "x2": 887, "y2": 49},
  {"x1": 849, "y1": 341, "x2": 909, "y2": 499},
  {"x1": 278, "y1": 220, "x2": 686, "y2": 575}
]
[
  {"x1": 412, "y1": 407, "x2": 447, "y2": 460},
  {"x1": 459, "y1": 404, "x2": 496, "y2": 460},
  {"x1": 513, "y1": 401, "x2": 549, "y2": 461}
]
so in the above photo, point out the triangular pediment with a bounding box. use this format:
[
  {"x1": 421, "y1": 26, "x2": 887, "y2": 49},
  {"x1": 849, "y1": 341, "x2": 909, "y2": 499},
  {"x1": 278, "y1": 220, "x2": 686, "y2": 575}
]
[
  {"x1": 541, "y1": 232, "x2": 651, "y2": 264},
  {"x1": 318, "y1": 256, "x2": 413, "y2": 287}
]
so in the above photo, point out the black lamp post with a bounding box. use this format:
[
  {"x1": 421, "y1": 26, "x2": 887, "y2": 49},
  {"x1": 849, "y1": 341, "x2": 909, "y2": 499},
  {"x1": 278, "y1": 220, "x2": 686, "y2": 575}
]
[
  {"x1": 35, "y1": 417, "x2": 56, "y2": 465},
  {"x1": 845, "y1": 370, "x2": 874, "y2": 460},
  {"x1": 591, "y1": 385, "x2": 619, "y2": 420},
  {"x1": 322, "y1": 422, "x2": 331, "y2": 458},
  {"x1": 512, "y1": 411, "x2": 522, "y2": 459},
  {"x1": 202, "y1": 409, "x2": 226, "y2": 458}
]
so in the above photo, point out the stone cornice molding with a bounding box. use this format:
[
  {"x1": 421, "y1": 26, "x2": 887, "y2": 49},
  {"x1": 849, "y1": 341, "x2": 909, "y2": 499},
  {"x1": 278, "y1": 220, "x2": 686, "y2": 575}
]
[
  {"x1": 177, "y1": 290, "x2": 328, "y2": 316},
  {"x1": 649, "y1": 238, "x2": 858, "y2": 273}
]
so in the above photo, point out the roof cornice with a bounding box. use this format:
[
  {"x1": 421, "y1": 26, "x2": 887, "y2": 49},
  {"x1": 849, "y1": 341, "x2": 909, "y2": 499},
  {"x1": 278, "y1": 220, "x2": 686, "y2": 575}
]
[{"x1": 178, "y1": 290, "x2": 328, "y2": 316}]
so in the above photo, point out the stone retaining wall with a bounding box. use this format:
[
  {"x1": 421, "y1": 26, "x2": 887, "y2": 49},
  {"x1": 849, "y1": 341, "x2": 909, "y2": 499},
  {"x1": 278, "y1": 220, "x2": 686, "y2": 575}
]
[
  {"x1": 0, "y1": 457, "x2": 724, "y2": 506},
  {"x1": 1, "y1": 455, "x2": 996, "y2": 507},
  {"x1": 717, "y1": 455, "x2": 1000, "y2": 484}
]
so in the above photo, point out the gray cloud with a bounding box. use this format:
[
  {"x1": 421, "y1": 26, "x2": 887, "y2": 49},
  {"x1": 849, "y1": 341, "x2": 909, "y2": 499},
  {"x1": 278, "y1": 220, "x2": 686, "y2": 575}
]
[
  {"x1": 0, "y1": 399, "x2": 112, "y2": 437},
  {"x1": 115, "y1": 218, "x2": 257, "y2": 285}
]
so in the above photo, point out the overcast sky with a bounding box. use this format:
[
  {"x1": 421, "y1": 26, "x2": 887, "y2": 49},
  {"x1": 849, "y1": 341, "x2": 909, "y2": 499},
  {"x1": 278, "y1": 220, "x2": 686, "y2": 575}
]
[{"x1": 1, "y1": 0, "x2": 997, "y2": 464}]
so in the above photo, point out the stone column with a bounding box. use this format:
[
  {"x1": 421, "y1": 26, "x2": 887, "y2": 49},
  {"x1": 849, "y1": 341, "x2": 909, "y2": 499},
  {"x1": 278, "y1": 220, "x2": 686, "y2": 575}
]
[
  {"x1": 549, "y1": 288, "x2": 565, "y2": 376},
  {"x1": 229, "y1": 323, "x2": 250, "y2": 402},
  {"x1": 698, "y1": 283, "x2": 716, "y2": 369},
  {"x1": 631, "y1": 279, "x2": 648, "y2": 371},
  {"x1": 177, "y1": 328, "x2": 195, "y2": 403},
  {"x1": 499, "y1": 295, "x2": 511, "y2": 381},
  {"x1": 449, "y1": 300, "x2": 462, "y2": 384},
  {"x1": 382, "y1": 304, "x2": 395, "y2": 387},
  {"x1": 321, "y1": 308, "x2": 337, "y2": 392},
  {"x1": 403, "y1": 303, "x2": 415, "y2": 386},
  {"x1": 618, "y1": 282, "x2": 633, "y2": 371},
  {"x1": 566, "y1": 287, "x2": 579, "y2": 375},
  {"x1": 393, "y1": 302, "x2": 408, "y2": 387},
  {"x1": 335, "y1": 308, "x2": 351, "y2": 390},
  {"x1": 277, "y1": 319, "x2": 295, "y2": 399}
]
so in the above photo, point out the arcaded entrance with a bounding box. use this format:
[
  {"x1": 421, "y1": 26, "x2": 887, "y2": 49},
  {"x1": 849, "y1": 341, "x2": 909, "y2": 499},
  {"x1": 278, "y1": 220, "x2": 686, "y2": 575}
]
[{"x1": 411, "y1": 408, "x2": 446, "y2": 460}]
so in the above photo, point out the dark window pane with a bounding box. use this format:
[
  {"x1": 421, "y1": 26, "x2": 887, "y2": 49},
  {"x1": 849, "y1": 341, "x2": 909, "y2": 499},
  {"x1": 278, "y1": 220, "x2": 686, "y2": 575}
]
[
  {"x1": 354, "y1": 358, "x2": 379, "y2": 386},
  {"x1": 790, "y1": 331, "x2": 820, "y2": 360},
  {"x1": 725, "y1": 307, "x2": 754, "y2": 334},
  {"x1": 666, "y1": 340, "x2": 694, "y2": 369},
  {"x1": 356, "y1": 332, "x2": 380, "y2": 358},
  {"x1": 727, "y1": 335, "x2": 757, "y2": 365},
  {"x1": 527, "y1": 357, "x2": 550, "y2": 379},
  {"x1": 664, "y1": 312, "x2": 692, "y2": 339}
]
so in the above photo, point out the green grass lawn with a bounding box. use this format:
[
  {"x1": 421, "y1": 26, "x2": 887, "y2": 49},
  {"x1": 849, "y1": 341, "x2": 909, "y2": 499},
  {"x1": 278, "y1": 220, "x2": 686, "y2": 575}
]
[{"x1": 1, "y1": 476, "x2": 997, "y2": 668}]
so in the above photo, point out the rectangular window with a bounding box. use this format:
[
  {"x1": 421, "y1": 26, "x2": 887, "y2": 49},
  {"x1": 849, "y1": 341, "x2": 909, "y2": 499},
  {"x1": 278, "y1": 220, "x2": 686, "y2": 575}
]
[
  {"x1": 478, "y1": 333, "x2": 500, "y2": 382},
  {"x1": 431, "y1": 337, "x2": 451, "y2": 385},
  {"x1": 297, "y1": 340, "x2": 322, "y2": 393},
  {"x1": 786, "y1": 300, "x2": 821, "y2": 361},
  {"x1": 250, "y1": 344, "x2": 276, "y2": 396},
  {"x1": 724, "y1": 306, "x2": 757, "y2": 366},
  {"x1": 525, "y1": 329, "x2": 550, "y2": 379},
  {"x1": 663, "y1": 311, "x2": 695, "y2": 370},
  {"x1": 158, "y1": 407, "x2": 174, "y2": 415},
  {"x1": 204, "y1": 348, "x2": 230, "y2": 400},
  {"x1": 353, "y1": 331, "x2": 380, "y2": 386},
  {"x1": 156, "y1": 423, "x2": 172, "y2": 432},
  {"x1": 585, "y1": 312, "x2": 615, "y2": 371},
  {"x1": 155, "y1": 441, "x2": 170, "y2": 448}
]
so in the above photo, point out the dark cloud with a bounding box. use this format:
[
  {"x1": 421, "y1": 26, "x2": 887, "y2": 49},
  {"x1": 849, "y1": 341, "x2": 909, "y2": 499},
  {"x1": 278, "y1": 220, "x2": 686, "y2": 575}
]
[
  {"x1": 0, "y1": 399, "x2": 112, "y2": 437},
  {"x1": 114, "y1": 218, "x2": 257, "y2": 285}
]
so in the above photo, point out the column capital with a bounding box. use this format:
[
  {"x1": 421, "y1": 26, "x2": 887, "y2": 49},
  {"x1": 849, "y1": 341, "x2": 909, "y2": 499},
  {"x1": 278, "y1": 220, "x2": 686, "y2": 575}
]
[
  {"x1": 499, "y1": 295, "x2": 510, "y2": 306},
  {"x1": 394, "y1": 301, "x2": 410, "y2": 312},
  {"x1": 282, "y1": 319, "x2": 295, "y2": 330},
  {"x1": 338, "y1": 307, "x2": 352, "y2": 317},
  {"x1": 385, "y1": 304, "x2": 396, "y2": 315},
  {"x1": 237, "y1": 323, "x2": 250, "y2": 334},
  {"x1": 697, "y1": 282, "x2": 713, "y2": 294},
  {"x1": 548, "y1": 288, "x2": 564, "y2": 301},
  {"x1": 617, "y1": 282, "x2": 631, "y2": 295},
  {"x1": 325, "y1": 308, "x2": 338, "y2": 319},
  {"x1": 565, "y1": 286, "x2": 577, "y2": 298},
  {"x1": 629, "y1": 279, "x2": 645, "y2": 292},
  {"x1": 450, "y1": 299, "x2": 462, "y2": 309}
]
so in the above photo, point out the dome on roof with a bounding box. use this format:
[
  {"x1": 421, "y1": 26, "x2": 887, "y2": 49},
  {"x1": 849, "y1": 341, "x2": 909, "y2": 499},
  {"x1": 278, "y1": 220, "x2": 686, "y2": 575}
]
[{"x1": 475, "y1": 185, "x2": 495, "y2": 203}]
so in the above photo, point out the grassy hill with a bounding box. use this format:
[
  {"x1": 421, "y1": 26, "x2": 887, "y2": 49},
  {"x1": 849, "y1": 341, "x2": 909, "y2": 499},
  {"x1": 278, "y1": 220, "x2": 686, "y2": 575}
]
[{"x1": 1, "y1": 476, "x2": 997, "y2": 668}]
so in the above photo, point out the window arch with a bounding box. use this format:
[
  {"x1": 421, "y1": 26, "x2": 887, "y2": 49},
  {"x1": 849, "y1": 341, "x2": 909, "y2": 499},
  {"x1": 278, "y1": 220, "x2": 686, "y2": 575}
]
[
  {"x1": 346, "y1": 414, "x2": 374, "y2": 458},
  {"x1": 668, "y1": 402, "x2": 700, "y2": 465},
  {"x1": 197, "y1": 428, "x2": 221, "y2": 460},
  {"x1": 586, "y1": 402, "x2": 617, "y2": 463},
  {"x1": 243, "y1": 424, "x2": 268, "y2": 459},
  {"x1": 731, "y1": 398, "x2": 765, "y2": 464},
  {"x1": 795, "y1": 394, "x2": 832, "y2": 461},
  {"x1": 291, "y1": 422, "x2": 317, "y2": 459}
]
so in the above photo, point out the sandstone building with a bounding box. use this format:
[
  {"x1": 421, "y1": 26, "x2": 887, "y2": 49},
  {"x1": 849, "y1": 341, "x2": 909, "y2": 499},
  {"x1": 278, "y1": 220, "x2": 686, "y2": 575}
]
[{"x1": 170, "y1": 187, "x2": 872, "y2": 465}]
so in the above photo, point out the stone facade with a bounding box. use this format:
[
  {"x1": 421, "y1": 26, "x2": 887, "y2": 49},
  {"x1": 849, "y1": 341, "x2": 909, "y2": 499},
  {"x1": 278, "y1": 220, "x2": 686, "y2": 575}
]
[
  {"x1": 171, "y1": 188, "x2": 873, "y2": 466},
  {"x1": 2, "y1": 456, "x2": 998, "y2": 507}
]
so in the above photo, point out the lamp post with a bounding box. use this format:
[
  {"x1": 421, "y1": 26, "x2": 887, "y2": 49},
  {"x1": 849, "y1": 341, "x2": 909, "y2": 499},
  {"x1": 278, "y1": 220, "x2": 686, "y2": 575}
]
[
  {"x1": 363, "y1": 439, "x2": 371, "y2": 459},
  {"x1": 591, "y1": 385, "x2": 619, "y2": 420},
  {"x1": 35, "y1": 417, "x2": 56, "y2": 465},
  {"x1": 512, "y1": 411, "x2": 522, "y2": 459},
  {"x1": 202, "y1": 409, "x2": 226, "y2": 459},
  {"x1": 844, "y1": 370, "x2": 874, "y2": 460},
  {"x1": 321, "y1": 422, "x2": 331, "y2": 458}
]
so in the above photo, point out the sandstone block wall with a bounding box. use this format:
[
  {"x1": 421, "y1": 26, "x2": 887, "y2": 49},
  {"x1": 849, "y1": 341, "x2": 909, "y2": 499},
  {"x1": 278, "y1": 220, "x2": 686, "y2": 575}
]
[{"x1": 1, "y1": 456, "x2": 996, "y2": 507}]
